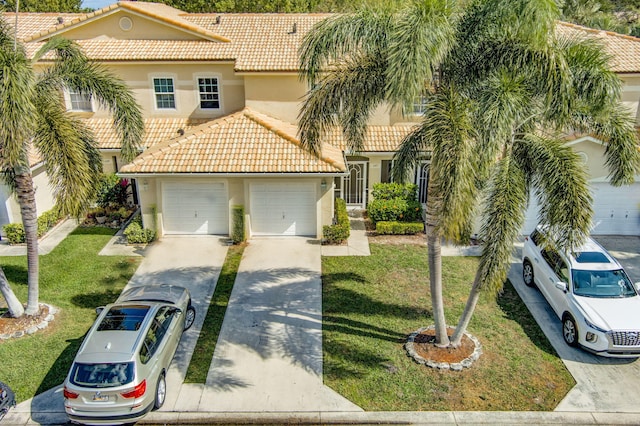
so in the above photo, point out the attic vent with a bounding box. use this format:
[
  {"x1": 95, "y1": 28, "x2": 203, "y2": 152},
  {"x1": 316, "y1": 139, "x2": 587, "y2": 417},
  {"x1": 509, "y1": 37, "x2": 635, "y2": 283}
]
[
  {"x1": 177, "y1": 128, "x2": 185, "y2": 136},
  {"x1": 57, "y1": 17, "x2": 64, "y2": 24},
  {"x1": 215, "y1": 15, "x2": 221, "y2": 24},
  {"x1": 288, "y1": 22, "x2": 297, "y2": 34},
  {"x1": 119, "y1": 16, "x2": 133, "y2": 31}
]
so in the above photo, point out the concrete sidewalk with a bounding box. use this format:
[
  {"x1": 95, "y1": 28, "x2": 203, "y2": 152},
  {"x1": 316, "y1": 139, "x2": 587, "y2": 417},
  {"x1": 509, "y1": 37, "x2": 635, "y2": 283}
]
[{"x1": 0, "y1": 218, "x2": 78, "y2": 256}]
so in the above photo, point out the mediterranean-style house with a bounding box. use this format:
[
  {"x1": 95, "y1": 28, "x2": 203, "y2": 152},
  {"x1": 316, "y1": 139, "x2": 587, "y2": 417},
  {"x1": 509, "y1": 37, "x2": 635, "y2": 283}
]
[{"x1": 1, "y1": 2, "x2": 639, "y2": 238}]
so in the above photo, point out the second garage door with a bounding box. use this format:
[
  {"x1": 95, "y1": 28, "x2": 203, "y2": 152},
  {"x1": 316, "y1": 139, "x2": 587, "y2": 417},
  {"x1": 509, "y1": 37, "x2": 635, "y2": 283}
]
[
  {"x1": 250, "y1": 182, "x2": 316, "y2": 236},
  {"x1": 162, "y1": 182, "x2": 228, "y2": 235}
]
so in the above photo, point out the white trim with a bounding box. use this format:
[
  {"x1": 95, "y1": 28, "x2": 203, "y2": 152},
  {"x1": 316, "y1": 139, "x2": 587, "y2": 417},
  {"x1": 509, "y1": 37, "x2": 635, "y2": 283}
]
[
  {"x1": 63, "y1": 88, "x2": 94, "y2": 112},
  {"x1": 149, "y1": 73, "x2": 178, "y2": 111},
  {"x1": 565, "y1": 135, "x2": 604, "y2": 147}
]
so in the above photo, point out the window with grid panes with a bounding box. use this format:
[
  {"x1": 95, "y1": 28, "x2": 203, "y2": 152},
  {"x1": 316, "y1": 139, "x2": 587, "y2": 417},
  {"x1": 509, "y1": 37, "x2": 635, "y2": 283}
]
[
  {"x1": 68, "y1": 90, "x2": 92, "y2": 112},
  {"x1": 153, "y1": 78, "x2": 175, "y2": 109},
  {"x1": 198, "y1": 77, "x2": 220, "y2": 109}
]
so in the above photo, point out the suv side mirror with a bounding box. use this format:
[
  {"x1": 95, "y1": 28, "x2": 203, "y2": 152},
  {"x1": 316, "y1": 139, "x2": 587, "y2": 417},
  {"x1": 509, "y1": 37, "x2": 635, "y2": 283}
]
[
  {"x1": 555, "y1": 282, "x2": 568, "y2": 292},
  {"x1": 95, "y1": 307, "x2": 105, "y2": 315}
]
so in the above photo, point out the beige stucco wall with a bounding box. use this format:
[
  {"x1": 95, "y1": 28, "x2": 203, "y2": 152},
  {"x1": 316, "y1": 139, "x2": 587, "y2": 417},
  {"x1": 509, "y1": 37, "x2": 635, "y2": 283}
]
[
  {"x1": 570, "y1": 137, "x2": 611, "y2": 180},
  {"x1": 244, "y1": 75, "x2": 306, "y2": 124},
  {"x1": 619, "y1": 74, "x2": 640, "y2": 125},
  {"x1": 58, "y1": 11, "x2": 207, "y2": 41},
  {"x1": 0, "y1": 166, "x2": 56, "y2": 232}
]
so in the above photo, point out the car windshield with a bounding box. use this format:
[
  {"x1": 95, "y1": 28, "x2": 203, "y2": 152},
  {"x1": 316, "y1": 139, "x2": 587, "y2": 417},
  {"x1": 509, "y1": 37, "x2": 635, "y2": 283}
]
[
  {"x1": 69, "y1": 362, "x2": 134, "y2": 388},
  {"x1": 572, "y1": 269, "x2": 637, "y2": 298}
]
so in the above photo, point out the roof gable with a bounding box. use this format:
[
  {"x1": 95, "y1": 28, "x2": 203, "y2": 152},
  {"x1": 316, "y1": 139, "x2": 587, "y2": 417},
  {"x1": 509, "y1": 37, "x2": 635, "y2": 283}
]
[
  {"x1": 23, "y1": 1, "x2": 230, "y2": 43},
  {"x1": 119, "y1": 108, "x2": 346, "y2": 174}
]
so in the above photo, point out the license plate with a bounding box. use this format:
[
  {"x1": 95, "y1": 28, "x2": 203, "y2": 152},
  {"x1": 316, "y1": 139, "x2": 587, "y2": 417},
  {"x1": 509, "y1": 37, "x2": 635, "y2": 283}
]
[{"x1": 92, "y1": 393, "x2": 109, "y2": 402}]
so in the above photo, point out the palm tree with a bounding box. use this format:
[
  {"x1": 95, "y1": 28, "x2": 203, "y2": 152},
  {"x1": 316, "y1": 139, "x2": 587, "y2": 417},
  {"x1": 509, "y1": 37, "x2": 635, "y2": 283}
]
[
  {"x1": 0, "y1": 18, "x2": 144, "y2": 317},
  {"x1": 299, "y1": 0, "x2": 640, "y2": 349}
]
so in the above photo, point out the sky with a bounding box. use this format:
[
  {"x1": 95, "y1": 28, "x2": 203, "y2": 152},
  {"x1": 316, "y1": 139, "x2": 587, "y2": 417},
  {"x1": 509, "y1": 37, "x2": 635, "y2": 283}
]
[{"x1": 81, "y1": 0, "x2": 116, "y2": 10}]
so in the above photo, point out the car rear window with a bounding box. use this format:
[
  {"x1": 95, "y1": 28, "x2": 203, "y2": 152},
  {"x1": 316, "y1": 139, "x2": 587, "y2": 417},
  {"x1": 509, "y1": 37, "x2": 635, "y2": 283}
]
[
  {"x1": 69, "y1": 362, "x2": 134, "y2": 387},
  {"x1": 97, "y1": 305, "x2": 150, "y2": 331},
  {"x1": 574, "y1": 251, "x2": 610, "y2": 263}
]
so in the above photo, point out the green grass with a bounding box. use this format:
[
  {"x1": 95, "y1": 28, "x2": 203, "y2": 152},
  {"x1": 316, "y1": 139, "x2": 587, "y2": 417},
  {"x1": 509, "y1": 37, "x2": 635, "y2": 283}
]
[
  {"x1": 322, "y1": 244, "x2": 575, "y2": 411},
  {"x1": 0, "y1": 227, "x2": 140, "y2": 402},
  {"x1": 185, "y1": 244, "x2": 245, "y2": 383}
]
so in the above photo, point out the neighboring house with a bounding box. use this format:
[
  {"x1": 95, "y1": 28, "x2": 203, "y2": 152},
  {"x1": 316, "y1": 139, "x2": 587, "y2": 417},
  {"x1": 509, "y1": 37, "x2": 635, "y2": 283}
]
[{"x1": 2, "y1": 2, "x2": 639, "y2": 238}]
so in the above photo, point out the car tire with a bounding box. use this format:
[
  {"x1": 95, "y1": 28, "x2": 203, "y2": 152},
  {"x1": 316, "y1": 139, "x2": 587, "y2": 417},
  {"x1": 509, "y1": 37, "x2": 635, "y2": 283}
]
[
  {"x1": 184, "y1": 306, "x2": 196, "y2": 331},
  {"x1": 154, "y1": 372, "x2": 166, "y2": 410},
  {"x1": 562, "y1": 314, "x2": 579, "y2": 347},
  {"x1": 522, "y1": 260, "x2": 535, "y2": 287}
]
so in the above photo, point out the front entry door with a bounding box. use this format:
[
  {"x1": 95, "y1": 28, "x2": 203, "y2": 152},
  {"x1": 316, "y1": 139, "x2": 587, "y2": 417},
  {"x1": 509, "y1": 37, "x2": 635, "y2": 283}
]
[
  {"x1": 343, "y1": 162, "x2": 368, "y2": 208},
  {"x1": 415, "y1": 161, "x2": 429, "y2": 205}
]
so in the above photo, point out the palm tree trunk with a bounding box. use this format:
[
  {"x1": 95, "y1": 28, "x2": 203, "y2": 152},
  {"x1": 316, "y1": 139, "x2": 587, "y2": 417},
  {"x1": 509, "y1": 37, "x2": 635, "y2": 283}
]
[
  {"x1": 425, "y1": 179, "x2": 450, "y2": 347},
  {"x1": 0, "y1": 267, "x2": 24, "y2": 318},
  {"x1": 14, "y1": 170, "x2": 39, "y2": 316},
  {"x1": 450, "y1": 268, "x2": 483, "y2": 347}
]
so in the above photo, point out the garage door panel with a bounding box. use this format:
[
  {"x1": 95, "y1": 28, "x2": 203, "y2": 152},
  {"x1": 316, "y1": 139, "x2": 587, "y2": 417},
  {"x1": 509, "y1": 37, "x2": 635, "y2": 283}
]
[
  {"x1": 163, "y1": 182, "x2": 228, "y2": 235},
  {"x1": 522, "y1": 183, "x2": 640, "y2": 236},
  {"x1": 250, "y1": 182, "x2": 316, "y2": 236}
]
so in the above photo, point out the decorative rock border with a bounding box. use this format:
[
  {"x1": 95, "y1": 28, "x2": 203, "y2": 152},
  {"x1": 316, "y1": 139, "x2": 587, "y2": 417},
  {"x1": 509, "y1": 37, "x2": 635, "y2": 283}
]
[
  {"x1": 404, "y1": 325, "x2": 482, "y2": 371},
  {"x1": 0, "y1": 304, "x2": 58, "y2": 341}
]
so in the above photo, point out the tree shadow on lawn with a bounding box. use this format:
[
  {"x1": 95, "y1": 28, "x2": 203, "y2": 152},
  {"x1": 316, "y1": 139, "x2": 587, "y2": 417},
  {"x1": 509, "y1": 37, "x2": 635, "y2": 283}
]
[{"x1": 0, "y1": 264, "x2": 27, "y2": 287}]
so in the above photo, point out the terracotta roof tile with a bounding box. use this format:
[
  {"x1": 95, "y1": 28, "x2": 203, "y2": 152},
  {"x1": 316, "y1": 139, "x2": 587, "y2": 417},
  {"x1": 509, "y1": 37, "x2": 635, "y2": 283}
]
[{"x1": 119, "y1": 108, "x2": 346, "y2": 174}]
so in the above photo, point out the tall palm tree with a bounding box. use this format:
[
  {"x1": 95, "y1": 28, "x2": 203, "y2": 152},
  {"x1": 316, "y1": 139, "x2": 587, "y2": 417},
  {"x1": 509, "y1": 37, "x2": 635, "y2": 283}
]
[
  {"x1": 0, "y1": 18, "x2": 144, "y2": 317},
  {"x1": 299, "y1": 0, "x2": 640, "y2": 349}
]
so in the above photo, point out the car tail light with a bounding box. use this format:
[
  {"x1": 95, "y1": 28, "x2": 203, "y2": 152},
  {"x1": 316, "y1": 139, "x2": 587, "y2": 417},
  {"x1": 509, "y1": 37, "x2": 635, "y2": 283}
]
[
  {"x1": 121, "y1": 380, "x2": 146, "y2": 399},
  {"x1": 63, "y1": 387, "x2": 79, "y2": 399}
]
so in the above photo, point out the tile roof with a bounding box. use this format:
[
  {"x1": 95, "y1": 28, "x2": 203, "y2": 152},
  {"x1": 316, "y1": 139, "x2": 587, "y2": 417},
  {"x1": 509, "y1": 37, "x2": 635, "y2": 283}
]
[
  {"x1": 6, "y1": 6, "x2": 640, "y2": 72},
  {"x1": 84, "y1": 117, "x2": 210, "y2": 149},
  {"x1": 557, "y1": 21, "x2": 640, "y2": 73},
  {"x1": 118, "y1": 108, "x2": 346, "y2": 174},
  {"x1": 327, "y1": 125, "x2": 417, "y2": 152}
]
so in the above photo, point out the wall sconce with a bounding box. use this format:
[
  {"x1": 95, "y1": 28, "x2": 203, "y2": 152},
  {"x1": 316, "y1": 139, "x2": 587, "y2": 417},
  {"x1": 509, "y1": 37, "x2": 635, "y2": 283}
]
[
  {"x1": 320, "y1": 179, "x2": 327, "y2": 191},
  {"x1": 142, "y1": 180, "x2": 149, "y2": 191}
]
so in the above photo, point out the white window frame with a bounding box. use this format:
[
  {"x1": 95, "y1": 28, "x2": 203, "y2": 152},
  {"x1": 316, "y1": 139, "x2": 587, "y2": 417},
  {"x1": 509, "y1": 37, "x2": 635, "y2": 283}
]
[
  {"x1": 411, "y1": 94, "x2": 428, "y2": 116},
  {"x1": 151, "y1": 75, "x2": 177, "y2": 110},
  {"x1": 64, "y1": 88, "x2": 94, "y2": 112},
  {"x1": 195, "y1": 74, "x2": 222, "y2": 111}
]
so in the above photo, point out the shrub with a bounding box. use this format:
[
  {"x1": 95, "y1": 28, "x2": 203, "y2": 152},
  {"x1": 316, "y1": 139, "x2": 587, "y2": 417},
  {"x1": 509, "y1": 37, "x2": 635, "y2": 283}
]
[
  {"x1": 3, "y1": 223, "x2": 25, "y2": 244},
  {"x1": 2, "y1": 208, "x2": 64, "y2": 244},
  {"x1": 367, "y1": 183, "x2": 423, "y2": 224},
  {"x1": 96, "y1": 173, "x2": 130, "y2": 208},
  {"x1": 376, "y1": 221, "x2": 424, "y2": 235},
  {"x1": 123, "y1": 216, "x2": 155, "y2": 244},
  {"x1": 371, "y1": 182, "x2": 418, "y2": 202},
  {"x1": 323, "y1": 198, "x2": 350, "y2": 244},
  {"x1": 231, "y1": 205, "x2": 245, "y2": 244}
]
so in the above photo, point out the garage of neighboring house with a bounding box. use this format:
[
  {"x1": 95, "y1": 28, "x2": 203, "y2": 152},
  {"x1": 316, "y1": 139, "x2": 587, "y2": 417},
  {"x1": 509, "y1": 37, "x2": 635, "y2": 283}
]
[
  {"x1": 522, "y1": 181, "x2": 640, "y2": 236},
  {"x1": 250, "y1": 181, "x2": 317, "y2": 236},
  {"x1": 162, "y1": 181, "x2": 229, "y2": 235}
]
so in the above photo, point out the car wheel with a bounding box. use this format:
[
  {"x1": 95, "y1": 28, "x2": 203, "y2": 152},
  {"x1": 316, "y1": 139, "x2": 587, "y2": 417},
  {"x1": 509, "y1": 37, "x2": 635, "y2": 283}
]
[
  {"x1": 184, "y1": 306, "x2": 196, "y2": 330},
  {"x1": 563, "y1": 315, "x2": 579, "y2": 347},
  {"x1": 522, "y1": 260, "x2": 535, "y2": 287},
  {"x1": 154, "y1": 373, "x2": 166, "y2": 410}
]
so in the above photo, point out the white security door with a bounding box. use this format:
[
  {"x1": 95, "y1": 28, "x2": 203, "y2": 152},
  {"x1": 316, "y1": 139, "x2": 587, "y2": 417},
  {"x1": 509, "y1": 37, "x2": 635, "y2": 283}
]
[
  {"x1": 343, "y1": 162, "x2": 368, "y2": 208},
  {"x1": 521, "y1": 182, "x2": 640, "y2": 236},
  {"x1": 250, "y1": 182, "x2": 316, "y2": 236},
  {"x1": 162, "y1": 182, "x2": 228, "y2": 234}
]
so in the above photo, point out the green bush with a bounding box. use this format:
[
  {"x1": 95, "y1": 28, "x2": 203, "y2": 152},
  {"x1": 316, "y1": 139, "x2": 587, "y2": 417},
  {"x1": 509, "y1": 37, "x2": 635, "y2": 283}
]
[
  {"x1": 3, "y1": 223, "x2": 25, "y2": 244},
  {"x1": 96, "y1": 173, "x2": 130, "y2": 208},
  {"x1": 123, "y1": 216, "x2": 155, "y2": 244},
  {"x1": 2, "y1": 208, "x2": 64, "y2": 244},
  {"x1": 231, "y1": 205, "x2": 245, "y2": 244},
  {"x1": 376, "y1": 221, "x2": 424, "y2": 235},
  {"x1": 367, "y1": 183, "x2": 423, "y2": 224},
  {"x1": 371, "y1": 182, "x2": 418, "y2": 202},
  {"x1": 323, "y1": 198, "x2": 350, "y2": 244}
]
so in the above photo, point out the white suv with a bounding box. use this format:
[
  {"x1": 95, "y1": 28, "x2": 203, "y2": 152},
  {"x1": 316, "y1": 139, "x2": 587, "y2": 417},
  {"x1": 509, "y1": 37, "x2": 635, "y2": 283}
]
[{"x1": 522, "y1": 226, "x2": 640, "y2": 357}]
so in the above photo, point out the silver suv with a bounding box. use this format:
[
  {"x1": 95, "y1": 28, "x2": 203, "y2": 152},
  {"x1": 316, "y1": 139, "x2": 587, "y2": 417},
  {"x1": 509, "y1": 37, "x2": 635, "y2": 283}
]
[
  {"x1": 63, "y1": 285, "x2": 195, "y2": 425},
  {"x1": 522, "y1": 226, "x2": 640, "y2": 357}
]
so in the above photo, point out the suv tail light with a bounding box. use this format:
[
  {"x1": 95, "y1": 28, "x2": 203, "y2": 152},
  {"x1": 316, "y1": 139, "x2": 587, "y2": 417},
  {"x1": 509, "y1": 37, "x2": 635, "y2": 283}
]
[
  {"x1": 121, "y1": 380, "x2": 146, "y2": 399},
  {"x1": 63, "y1": 387, "x2": 79, "y2": 399}
]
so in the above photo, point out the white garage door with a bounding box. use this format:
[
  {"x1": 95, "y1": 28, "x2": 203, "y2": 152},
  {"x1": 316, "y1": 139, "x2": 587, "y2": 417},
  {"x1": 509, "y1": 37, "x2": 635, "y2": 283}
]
[
  {"x1": 522, "y1": 182, "x2": 640, "y2": 236},
  {"x1": 250, "y1": 182, "x2": 316, "y2": 236},
  {"x1": 162, "y1": 182, "x2": 228, "y2": 235}
]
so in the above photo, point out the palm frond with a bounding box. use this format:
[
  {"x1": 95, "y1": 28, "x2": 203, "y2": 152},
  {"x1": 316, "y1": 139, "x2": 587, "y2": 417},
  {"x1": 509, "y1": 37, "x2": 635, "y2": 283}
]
[
  {"x1": 477, "y1": 155, "x2": 528, "y2": 295},
  {"x1": 516, "y1": 133, "x2": 592, "y2": 250}
]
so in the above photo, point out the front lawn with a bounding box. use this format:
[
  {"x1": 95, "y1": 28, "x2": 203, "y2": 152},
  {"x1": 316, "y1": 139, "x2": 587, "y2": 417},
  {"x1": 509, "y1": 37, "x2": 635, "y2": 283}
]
[
  {"x1": 322, "y1": 244, "x2": 574, "y2": 411},
  {"x1": 0, "y1": 227, "x2": 140, "y2": 402}
]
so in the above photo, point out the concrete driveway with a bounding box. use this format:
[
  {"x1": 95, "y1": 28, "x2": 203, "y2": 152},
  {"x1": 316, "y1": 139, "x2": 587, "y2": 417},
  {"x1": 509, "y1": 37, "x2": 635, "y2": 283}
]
[{"x1": 509, "y1": 235, "x2": 640, "y2": 412}]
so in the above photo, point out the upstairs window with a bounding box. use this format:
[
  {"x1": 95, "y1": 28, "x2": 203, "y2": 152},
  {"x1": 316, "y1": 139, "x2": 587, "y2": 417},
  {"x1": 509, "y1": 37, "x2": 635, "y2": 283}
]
[
  {"x1": 198, "y1": 77, "x2": 220, "y2": 109},
  {"x1": 67, "y1": 89, "x2": 93, "y2": 112},
  {"x1": 412, "y1": 94, "x2": 428, "y2": 116},
  {"x1": 153, "y1": 77, "x2": 176, "y2": 109}
]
